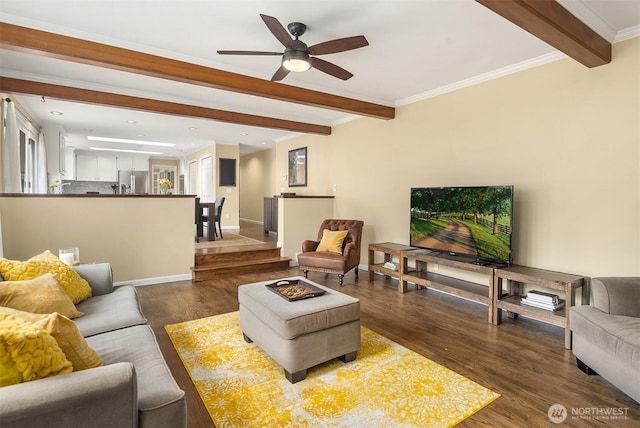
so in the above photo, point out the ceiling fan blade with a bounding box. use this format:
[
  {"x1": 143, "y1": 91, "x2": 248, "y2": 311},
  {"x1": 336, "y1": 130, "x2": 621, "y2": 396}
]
[
  {"x1": 217, "y1": 50, "x2": 283, "y2": 56},
  {"x1": 260, "y1": 14, "x2": 294, "y2": 49},
  {"x1": 308, "y1": 35, "x2": 369, "y2": 55},
  {"x1": 271, "y1": 65, "x2": 290, "y2": 82},
  {"x1": 310, "y1": 57, "x2": 353, "y2": 80}
]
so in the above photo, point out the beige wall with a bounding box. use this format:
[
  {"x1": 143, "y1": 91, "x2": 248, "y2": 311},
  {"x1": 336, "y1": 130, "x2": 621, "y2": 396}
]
[
  {"x1": 239, "y1": 148, "x2": 276, "y2": 222},
  {"x1": 215, "y1": 144, "x2": 240, "y2": 228},
  {"x1": 268, "y1": 38, "x2": 640, "y2": 278},
  {"x1": 0, "y1": 196, "x2": 194, "y2": 283},
  {"x1": 277, "y1": 197, "x2": 334, "y2": 260}
]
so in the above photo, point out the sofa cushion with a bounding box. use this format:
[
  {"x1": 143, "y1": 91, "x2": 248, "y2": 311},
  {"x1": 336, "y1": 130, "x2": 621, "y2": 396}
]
[
  {"x1": 571, "y1": 306, "x2": 640, "y2": 369},
  {"x1": 0, "y1": 273, "x2": 84, "y2": 319},
  {"x1": 297, "y1": 251, "x2": 349, "y2": 271},
  {"x1": 75, "y1": 285, "x2": 147, "y2": 337},
  {"x1": 0, "y1": 251, "x2": 92, "y2": 304},
  {"x1": 0, "y1": 312, "x2": 72, "y2": 386},
  {"x1": 0, "y1": 307, "x2": 103, "y2": 371},
  {"x1": 86, "y1": 325, "x2": 186, "y2": 428}
]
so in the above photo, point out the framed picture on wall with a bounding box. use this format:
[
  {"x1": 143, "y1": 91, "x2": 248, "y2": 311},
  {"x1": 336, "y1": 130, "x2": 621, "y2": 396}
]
[{"x1": 288, "y1": 147, "x2": 307, "y2": 187}]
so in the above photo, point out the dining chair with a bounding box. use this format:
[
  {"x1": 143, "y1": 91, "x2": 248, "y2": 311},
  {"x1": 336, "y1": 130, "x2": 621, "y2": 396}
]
[{"x1": 214, "y1": 197, "x2": 225, "y2": 239}]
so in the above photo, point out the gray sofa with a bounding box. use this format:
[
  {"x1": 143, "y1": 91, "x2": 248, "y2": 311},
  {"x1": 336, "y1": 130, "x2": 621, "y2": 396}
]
[
  {"x1": 571, "y1": 277, "x2": 640, "y2": 403},
  {"x1": 0, "y1": 263, "x2": 187, "y2": 428}
]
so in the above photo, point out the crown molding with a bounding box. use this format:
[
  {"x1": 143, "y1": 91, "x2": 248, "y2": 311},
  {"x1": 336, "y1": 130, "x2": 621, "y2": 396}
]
[{"x1": 396, "y1": 51, "x2": 566, "y2": 108}]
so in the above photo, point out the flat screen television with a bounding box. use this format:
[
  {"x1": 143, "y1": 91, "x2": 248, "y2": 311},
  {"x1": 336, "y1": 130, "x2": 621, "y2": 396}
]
[{"x1": 410, "y1": 185, "x2": 513, "y2": 264}]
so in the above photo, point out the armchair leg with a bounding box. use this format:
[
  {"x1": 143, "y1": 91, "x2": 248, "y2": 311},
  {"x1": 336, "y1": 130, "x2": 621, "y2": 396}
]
[
  {"x1": 339, "y1": 275, "x2": 344, "y2": 286},
  {"x1": 303, "y1": 270, "x2": 308, "y2": 278},
  {"x1": 355, "y1": 267, "x2": 359, "y2": 276}
]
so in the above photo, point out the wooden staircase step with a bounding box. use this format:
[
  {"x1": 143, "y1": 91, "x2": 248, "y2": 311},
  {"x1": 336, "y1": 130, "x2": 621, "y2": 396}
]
[
  {"x1": 191, "y1": 257, "x2": 292, "y2": 282},
  {"x1": 195, "y1": 246, "x2": 281, "y2": 266}
]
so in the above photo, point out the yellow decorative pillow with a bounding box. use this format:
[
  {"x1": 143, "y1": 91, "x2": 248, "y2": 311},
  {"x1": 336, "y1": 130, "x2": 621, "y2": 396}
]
[
  {"x1": 0, "y1": 273, "x2": 84, "y2": 319},
  {"x1": 0, "y1": 312, "x2": 73, "y2": 386},
  {"x1": 0, "y1": 307, "x2": 103, "y2": 371},
  {"x1": 316, "y1": 229, "x2": 349, "y2": 254},
  {"x1": 0, "y1": 250, "x2": 92, "y2": 304}
]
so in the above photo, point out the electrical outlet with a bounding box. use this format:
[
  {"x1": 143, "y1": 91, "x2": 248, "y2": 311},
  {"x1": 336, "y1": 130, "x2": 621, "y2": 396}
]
[
  {"x1": 226, "y1": 213, "x2": 229, "y2": 219},
  {"x1": 433, "y1": 263, "x2": 439, "y2": 272}
]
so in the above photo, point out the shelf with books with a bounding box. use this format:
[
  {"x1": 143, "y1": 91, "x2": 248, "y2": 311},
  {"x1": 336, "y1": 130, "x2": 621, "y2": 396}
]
[
  {"x1": 491, "y1": 265, "x2": 587, "y2": 349},
  {"x1": 368, "y1": 243, "x2": 416, "y2": 292},
  {"x1": 499, "y1": 295, "x2": 567, "y2": 322}
]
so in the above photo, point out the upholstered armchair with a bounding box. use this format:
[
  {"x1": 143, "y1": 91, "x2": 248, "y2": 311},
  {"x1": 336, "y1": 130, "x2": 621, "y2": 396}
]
[{"x1": 297, "y1": 219, "x2": 364, "y2": 286}]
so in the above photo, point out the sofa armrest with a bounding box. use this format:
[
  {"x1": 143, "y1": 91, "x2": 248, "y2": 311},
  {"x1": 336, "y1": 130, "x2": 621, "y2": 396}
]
[
  {"x1": 591, "y1": 277, "x2": 640, "y2": 317},
  {"x1": 302, "y1": 240, "x2": 320, "y2": 252},
  {"x1": 0, "y1": 362, "x2": 137, "y2": 428},
  {"x1": 73, "y1": 263, "x2": 114, "y2": 296}
]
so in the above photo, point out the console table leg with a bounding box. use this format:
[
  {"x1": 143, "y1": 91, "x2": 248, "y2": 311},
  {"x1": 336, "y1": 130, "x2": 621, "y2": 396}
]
[
  {"x1": 399, "y1": 254, "x2": 408, "y2": 293},
  {"x1": 565, "y1": 283, "x2": 574, "y2": 349},
  {"x1": 368, "y1": 249, "x2": 375, "y2": 282}
]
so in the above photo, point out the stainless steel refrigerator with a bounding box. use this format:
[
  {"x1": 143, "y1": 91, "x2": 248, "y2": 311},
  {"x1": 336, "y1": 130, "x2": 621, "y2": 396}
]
[{"x1": 118, "y1": 170, "x2": 149, "y2": 194}]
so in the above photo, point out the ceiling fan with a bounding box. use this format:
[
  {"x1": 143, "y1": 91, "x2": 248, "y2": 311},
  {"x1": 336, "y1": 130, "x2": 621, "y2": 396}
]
[{"x1": 217, "y1": 14, "x2": 369, "y2": 82}]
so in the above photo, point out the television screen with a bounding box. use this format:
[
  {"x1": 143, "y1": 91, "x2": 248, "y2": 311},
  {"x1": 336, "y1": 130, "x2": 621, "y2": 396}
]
[{"x1": 410, "y1": 186, "x2": 513, "y2": 264}]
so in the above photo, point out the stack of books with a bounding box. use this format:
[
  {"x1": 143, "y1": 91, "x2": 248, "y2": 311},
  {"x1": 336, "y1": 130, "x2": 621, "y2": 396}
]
[
  {"x1": 521, "y1": 290, "x2": 565, "y2": 311},
  {"x1": 382, "y1": 261, "x2": 399, "y2": 271}
]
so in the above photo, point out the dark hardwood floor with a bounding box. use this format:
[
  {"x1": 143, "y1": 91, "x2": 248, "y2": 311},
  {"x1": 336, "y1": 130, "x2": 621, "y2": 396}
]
[{"x1": 137, "y1": 221, "x2": 639, "y2": 427}]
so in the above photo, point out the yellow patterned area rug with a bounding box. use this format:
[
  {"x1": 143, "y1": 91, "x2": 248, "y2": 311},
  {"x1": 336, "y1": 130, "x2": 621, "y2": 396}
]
[{"x1": 165, "y1": 312, "x2": 499, "y2": 427}]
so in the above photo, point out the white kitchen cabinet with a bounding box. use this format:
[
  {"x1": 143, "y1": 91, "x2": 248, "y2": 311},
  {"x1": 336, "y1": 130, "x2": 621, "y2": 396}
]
[
  {"x1": 61, "y1": 147, "x2": 75, "y2": 180},
  {"x1": 76, "y1": 153, "x2": 117, "y2": 181},
  {"x1": 117, "y1": 156, "x2": 149, "y2": 171},
  {"x1": 43, "y1": 124, "x2": 67, "y2": 174}
]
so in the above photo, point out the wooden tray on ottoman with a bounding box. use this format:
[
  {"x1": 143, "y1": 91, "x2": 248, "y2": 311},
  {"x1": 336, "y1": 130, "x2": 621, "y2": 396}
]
[{"x1": 266, "y1": 279, "x2": 327, "y2": 301}]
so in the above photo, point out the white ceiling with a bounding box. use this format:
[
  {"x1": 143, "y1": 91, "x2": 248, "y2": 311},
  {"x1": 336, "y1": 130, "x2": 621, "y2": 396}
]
[{"x1": 1, "y1": 0, "x2": 638, "y2": 157}]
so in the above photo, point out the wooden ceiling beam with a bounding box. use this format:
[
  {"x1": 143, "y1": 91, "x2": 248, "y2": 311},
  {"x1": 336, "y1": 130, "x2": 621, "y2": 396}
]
[
  {"x1": 476, "y1": 0, "x2": 611, "y2": 67},
  {"x1": 0, "y1": 77, "x2": 332, "y2": 135},
  {"x1": 0, "y1": 23, "x2": 394, "y2": 120}
]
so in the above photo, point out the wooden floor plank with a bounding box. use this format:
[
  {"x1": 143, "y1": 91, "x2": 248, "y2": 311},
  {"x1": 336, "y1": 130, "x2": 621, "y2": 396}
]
[{"x1": 137, "y1": 222, "x2": 639, "y2": 427}]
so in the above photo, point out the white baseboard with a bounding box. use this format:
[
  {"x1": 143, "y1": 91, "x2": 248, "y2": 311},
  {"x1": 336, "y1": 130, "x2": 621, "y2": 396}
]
[
  {"x1": 115, "y1": 273, "x2": 192, "y2": 287},
  {"x1": 240, "y1": 217, "x2": 263, "y2": 225}
]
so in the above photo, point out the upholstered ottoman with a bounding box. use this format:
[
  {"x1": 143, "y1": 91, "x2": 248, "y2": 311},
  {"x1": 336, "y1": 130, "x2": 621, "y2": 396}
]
[{"x1": 238, "y1": 277, "x2": 360, "y2": 383}]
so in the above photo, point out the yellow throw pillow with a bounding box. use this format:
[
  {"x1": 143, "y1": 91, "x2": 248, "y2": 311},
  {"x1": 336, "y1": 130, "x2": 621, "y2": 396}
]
[
  {"x1": 0, "y1": 312, "x2": 73, "y2": 386},
  {"x1": 0, "y1": 273, "x2": 84, "y2": 319},
  {"x1": 0, "y1": 307, "x2": 103, "y2": 371},
  {"x1": 316, "y1": 229, "x2": 349, "y2": 254},
  {"x1": 0, "y1": 250, "x2": 92, "y2": 304}
]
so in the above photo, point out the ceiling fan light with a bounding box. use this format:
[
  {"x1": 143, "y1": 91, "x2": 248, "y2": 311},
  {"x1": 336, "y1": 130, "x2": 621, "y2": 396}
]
[{"x1": 282, "y1": 50, "x2": 311, "y2": 72}]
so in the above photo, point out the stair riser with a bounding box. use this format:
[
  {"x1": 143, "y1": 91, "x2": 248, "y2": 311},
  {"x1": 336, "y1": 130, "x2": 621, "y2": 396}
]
[
  {"x1": 193, "y1": 261, "x2": 291, "y2": 281},
  {"x1": 195, "y1": 248, "x2": 281, "y2": 265}
]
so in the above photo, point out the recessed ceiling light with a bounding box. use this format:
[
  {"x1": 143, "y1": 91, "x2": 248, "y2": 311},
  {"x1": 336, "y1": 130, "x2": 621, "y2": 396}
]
[
  {"x1": 90, "y1": 147, "x2": 162, "y2": 155},
  {"x1": 87, "y1": 136, "x2": 175, "y2": 147},
  {"x1": 50, "y1": 111, "x2": 63, "y2": 115},
  {"x1": 240, "y1": 133, "x2": 248, "y2": 136},
  {"x1": 261, "y1": 141, "x2": 268, "y2": 145},
  {"x1": 188, "y1": 127, "x2": 198, "y2": 131},
  {"x1": 126, "y1": 120, "x2": 137, "y2": 124},
  {"x1": 137, "y1": 134, "x2": 145, "y2": 137}
]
